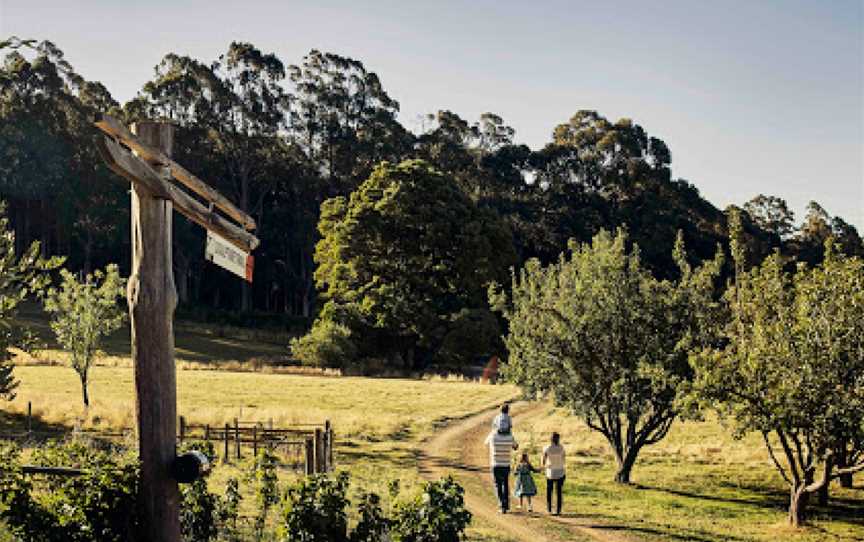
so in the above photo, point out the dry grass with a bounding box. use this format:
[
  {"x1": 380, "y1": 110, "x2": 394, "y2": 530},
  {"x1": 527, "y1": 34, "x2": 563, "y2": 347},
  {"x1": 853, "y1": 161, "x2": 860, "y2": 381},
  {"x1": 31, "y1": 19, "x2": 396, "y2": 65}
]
[{"x1": 6, "y1": 365, "x2": 517, "y2": 440}]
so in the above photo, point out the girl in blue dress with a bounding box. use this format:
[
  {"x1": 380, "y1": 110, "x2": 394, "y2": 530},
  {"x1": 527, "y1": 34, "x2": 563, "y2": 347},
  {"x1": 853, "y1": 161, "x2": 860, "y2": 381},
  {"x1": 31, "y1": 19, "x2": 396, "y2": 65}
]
[{"x1": 513, "y1": 453, "x2": 539, "y2": 512}]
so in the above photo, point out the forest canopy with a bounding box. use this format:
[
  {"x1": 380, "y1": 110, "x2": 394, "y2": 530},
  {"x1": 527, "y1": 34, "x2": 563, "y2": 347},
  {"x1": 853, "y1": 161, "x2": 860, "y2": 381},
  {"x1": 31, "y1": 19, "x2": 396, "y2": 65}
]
[{"x1": 2, "y1": 36, "x2": 862, "y2": 340}]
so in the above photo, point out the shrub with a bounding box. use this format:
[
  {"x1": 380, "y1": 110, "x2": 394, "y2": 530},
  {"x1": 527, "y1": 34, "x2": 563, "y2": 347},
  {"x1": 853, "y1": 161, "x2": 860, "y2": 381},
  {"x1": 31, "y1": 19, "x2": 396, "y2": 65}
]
[
  {"x1": 249, "y1": 448, "x2": 280, "y2": 541},
  {"x1": 290, "y1": 320, "x2": 357, "y2": 368},
  {"x1": 390, "y1": 476, "x2": 471, "y2": 542},
  {"x1": 278, "y1": 473, "x2": 472, "y2": 542},
  {"x1": 278, "y1": 472, "x2": 350, "y2": 541}
]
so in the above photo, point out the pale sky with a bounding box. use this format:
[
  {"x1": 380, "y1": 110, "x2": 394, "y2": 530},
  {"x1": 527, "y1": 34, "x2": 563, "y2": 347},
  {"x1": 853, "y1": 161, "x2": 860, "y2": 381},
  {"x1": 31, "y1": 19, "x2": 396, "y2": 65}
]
[{"x1": 2, "y1": 0, "x2": 862, "y2": 230}]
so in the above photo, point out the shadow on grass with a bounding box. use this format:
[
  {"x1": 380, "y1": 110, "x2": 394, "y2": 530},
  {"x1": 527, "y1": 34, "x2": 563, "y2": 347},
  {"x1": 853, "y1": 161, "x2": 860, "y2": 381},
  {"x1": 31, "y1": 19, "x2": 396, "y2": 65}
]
[
  {"x1": 633, "y1": 482, "x2": 864, "y2": 529},
  {"x1": 416, "y1": 450, "x2": 488, "y2": 476},
  {"x1": 557, "y1": 511, "x2": 752, "y2": 542},
  {"x1": 633, "y1": 482, "x2": 787, "y2": 510},
  {"x1": 18, "y1": 302, "x2": 285, "y2": 365},
  {"x1": 0, "y1": 409, "x2": 69, "y2": 436}
]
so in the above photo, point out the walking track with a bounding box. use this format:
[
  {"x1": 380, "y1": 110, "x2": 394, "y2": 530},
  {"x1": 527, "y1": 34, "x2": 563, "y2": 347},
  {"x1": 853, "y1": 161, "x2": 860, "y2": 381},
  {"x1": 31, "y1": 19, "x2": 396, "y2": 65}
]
[{"x1": 418, "y1": 402, "x2": 634, "y2": 542}]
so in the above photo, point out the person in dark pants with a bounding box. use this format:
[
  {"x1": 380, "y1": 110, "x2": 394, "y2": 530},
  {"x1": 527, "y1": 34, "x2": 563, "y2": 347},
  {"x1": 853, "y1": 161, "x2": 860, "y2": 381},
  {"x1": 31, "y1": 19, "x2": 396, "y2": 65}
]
[
  {"x1": 484, "y1": 428, "x2": 518, "y2": 513},
  {"x1": 542, "y1": 432, "x2": 566, "y2": 515}
]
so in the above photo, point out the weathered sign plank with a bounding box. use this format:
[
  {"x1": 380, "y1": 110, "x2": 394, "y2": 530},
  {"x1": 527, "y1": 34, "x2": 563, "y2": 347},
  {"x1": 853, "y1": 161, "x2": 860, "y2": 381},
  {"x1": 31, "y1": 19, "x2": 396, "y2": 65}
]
[{"x1": 205, "y1": 230, "x2": 254, "y2": 282}]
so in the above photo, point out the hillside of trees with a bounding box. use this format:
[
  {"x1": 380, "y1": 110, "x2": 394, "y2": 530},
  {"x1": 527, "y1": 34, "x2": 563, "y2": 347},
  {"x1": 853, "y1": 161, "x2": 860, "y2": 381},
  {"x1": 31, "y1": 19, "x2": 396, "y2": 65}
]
[{"x1": 2, "y1": 37, "x2": 862, "y2": 330}]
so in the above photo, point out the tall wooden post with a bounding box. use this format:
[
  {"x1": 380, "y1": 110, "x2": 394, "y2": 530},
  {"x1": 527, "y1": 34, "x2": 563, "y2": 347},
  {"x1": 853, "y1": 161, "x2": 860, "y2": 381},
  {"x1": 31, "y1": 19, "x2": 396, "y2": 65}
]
[{"x1": 129, "y1": 122, "x2": 180, "y2": 542}]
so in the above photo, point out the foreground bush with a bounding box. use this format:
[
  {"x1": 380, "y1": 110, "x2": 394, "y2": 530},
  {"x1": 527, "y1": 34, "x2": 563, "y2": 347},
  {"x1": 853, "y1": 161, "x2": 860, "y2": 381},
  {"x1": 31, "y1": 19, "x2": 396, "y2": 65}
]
[
  {"x1": 279, "y1": 473, "x2": 471, "y2": 542},
  {"x1": 0, "y1": 441, "x2": 234, "y2": 542},
  {"x1": 0, "y1": 440, "x2": 471, "y2": 541},
  {"x1": 0, "y1": 441, "x2": 139, "y2": 542}
]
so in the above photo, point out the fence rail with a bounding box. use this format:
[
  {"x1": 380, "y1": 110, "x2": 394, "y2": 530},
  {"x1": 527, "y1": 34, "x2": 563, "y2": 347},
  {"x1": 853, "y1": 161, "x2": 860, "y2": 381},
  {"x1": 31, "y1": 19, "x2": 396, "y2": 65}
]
[{"x1": 3, "y1": 402, "x2": 335, "y2": 475}]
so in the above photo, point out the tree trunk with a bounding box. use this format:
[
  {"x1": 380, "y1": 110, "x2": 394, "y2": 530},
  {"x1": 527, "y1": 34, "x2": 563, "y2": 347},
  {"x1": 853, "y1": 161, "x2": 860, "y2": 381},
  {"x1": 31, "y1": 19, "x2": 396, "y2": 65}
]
[
  {"x1": 84, "y1": 233, "x2": 93, "y2": 276},
  {"x1": 817, "y1": 480, "x2": 829, "y2": 506},
  {"x1": 614, "y1": 449, "x2": 637, "y2": 484},
  {"x1": 241, "y1": 282, "x2": 252, "y2": 312},
  {"x1": 174, "y1": 251, "x2": 189, "y2": 305},
  {"x1": 837, "y1": 446, "x2": 853, "y2": 488},
  {"x1": 80, "y1": 374, "x2": 90, "y2": 408},
  {"x1": 129, "y1": 122, "x2": 181, "y2": 542},
  {"x1": 40, "y1": 198, "x2": 51, "y2": 258},
  {"x1": 789, "y1": 466, "x2": 816, "y2": 528},
  {"x1": 789, "y1": 485, "x2": 808, "y2": 527}
]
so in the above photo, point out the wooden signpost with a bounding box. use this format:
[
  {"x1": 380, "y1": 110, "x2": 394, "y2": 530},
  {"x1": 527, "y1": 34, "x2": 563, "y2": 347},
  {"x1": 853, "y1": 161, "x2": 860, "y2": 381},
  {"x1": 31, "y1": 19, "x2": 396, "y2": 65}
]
[{"x1": 94, "y1": 114, "x2": 259, "y2": 542}]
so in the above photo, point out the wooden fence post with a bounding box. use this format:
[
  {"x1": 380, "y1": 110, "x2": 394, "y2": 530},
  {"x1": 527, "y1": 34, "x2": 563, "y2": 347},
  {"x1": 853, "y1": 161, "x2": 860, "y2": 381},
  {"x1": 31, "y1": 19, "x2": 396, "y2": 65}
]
[
  {"x1": 325, "y1": 420, "x2": 333, "y2": 472},
  {"x1": 314, "y1": 428, "x2": 324, "y2": 474},
  {"x1": 204, "y1": 424, "x2": 210, "y2": 442},
  {"x1": 223, "y1": 423, "x2": 230, "y2": 463},
  {"x1": 252, "y1": 425, "x2": 258, "y2": 458},
  {"x1": 234, "y1": 418, "x2": 240, "y2": 460},
  {"x1": 129, "y1": 121, "x2": 180, "y2": 542},
  {"x1": 305, "y1": 438, "x2": 314, "y2": 476},
  {"x1": 178, "y1": 416, "x2": 186, "y2": 445},
  {"x1": 27, "y1": 402, "x2": 32, "y2": 434}
]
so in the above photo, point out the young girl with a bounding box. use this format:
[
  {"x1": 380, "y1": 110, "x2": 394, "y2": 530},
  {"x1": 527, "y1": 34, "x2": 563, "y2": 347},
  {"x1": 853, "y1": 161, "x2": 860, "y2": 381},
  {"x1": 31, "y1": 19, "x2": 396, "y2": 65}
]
[{"x1": 513, "y1": 453, "x2": 538, "y2": 512}]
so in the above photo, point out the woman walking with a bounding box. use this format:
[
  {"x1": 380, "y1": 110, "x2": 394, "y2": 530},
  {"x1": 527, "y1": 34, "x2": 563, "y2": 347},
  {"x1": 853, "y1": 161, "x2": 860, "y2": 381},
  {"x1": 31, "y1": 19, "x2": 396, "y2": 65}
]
[{"x1": 542, "y1": 432, "x2": 566, "y2": 515}]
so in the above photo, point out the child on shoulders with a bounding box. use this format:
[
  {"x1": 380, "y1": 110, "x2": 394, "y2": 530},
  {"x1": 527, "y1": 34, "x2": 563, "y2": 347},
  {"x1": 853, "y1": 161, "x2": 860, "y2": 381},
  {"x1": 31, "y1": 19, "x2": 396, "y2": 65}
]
[{"x1": 492, "y1": 403, "x2": 512, "y2": 434}]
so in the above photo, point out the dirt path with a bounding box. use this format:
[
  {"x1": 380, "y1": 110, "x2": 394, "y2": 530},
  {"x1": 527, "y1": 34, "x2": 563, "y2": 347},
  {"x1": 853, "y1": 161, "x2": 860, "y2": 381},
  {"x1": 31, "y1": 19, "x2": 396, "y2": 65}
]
[{"x1": 418, "y1": 402, "x2": 633, "y2": 542}]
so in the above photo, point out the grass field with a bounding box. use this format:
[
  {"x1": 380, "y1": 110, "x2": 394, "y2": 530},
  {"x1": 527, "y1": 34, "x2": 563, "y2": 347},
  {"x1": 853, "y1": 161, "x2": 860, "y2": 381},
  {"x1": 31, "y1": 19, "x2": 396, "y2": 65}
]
[
  {"x1": 4, "y1": 308, "x2": 863, "y2": 541},
  {"x1": 6, "y1": 363, "x2": 864, "y2": 541}
]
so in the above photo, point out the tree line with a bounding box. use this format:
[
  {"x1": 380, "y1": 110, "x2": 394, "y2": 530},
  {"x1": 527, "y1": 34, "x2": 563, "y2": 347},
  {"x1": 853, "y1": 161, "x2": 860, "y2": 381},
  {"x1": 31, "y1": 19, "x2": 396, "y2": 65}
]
[{"x1": 2, "y1": 37, "x2": 861, "y2": 322}]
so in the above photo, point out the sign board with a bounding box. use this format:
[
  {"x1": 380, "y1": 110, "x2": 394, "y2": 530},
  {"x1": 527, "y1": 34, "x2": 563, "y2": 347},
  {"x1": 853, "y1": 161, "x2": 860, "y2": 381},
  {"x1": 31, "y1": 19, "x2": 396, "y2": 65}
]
[{"x1": 205, "y1": 230, "x2": 254, "y2": 282}]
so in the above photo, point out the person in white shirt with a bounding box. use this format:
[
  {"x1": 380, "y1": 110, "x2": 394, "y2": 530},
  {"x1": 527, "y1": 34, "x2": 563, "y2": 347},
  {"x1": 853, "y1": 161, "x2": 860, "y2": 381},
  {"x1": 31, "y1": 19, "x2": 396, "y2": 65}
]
[
  {"x1": 484, "y1": 428, "x2": 518, "y2": 513},
  {"x1": 542, "y1": 432, "x2": 566, "y2": 515}
]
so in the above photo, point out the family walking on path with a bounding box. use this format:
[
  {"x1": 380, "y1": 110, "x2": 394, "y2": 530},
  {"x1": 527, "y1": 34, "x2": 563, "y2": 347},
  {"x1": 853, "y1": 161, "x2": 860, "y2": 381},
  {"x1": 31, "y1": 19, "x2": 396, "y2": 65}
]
[{"x1": 484, "y1": 403, "x2": 567, "y2": 515}]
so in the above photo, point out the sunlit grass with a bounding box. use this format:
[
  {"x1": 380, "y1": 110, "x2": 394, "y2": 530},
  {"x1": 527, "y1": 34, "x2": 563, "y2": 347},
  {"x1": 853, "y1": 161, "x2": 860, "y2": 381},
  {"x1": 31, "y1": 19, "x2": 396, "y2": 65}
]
[{"x1": 516, "y1": 404, "x2": 864, "y2": 541}]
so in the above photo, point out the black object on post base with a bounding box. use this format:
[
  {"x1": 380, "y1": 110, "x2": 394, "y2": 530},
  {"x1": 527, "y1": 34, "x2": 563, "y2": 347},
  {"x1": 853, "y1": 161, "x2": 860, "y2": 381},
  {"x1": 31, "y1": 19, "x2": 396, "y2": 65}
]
[{"x1": 172, "y1": 451, "x2": 211, "y2": 483}]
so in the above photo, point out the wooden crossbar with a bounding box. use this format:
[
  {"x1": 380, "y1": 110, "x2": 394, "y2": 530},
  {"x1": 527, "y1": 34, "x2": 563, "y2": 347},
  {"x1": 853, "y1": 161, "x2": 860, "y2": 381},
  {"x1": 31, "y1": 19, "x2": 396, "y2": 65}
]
[
  {"x1": 96, "y1": 137, "x2": 260, "y2": 252},
  {"x1": 94, "y1": 113, "x2": 257, "y2": 231}
]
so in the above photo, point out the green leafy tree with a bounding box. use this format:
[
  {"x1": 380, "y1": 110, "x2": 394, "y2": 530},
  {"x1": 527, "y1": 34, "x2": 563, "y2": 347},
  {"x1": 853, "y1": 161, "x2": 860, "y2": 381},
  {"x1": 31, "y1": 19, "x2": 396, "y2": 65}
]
[
  {"x1": 0, "y1": 201, "x2": 61, "y2": 400},
  {"x1": 692, "y1": 210, "x2": 864, "y2": 527},
  {"x1": 307, "y1": 159, "x2": 516, "y2": 370},
  {"x1": 43, "y1": 264, "x2": 126, "y2": 407},
  {"x1": 492, "y1": 229, "x2": 723, "y2": 483}
]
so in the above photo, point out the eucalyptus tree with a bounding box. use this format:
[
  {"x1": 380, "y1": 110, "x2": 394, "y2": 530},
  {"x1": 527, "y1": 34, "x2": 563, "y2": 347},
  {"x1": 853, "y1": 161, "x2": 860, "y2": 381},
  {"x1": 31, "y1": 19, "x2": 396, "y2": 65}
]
[
  {"x1": 1, "y1": 38, "x2": 124, "y2": 270},
  {"x1": 692, "y1": 209, "x2": 864, "y2": 526},
  {"x1": 286, "y1": 49, "x2": 408, "y2": 191},
  {"x1": 492, "y1": 229, "x2": 724, "y2": 483},
  {"x1": 743, "y1": 194, "x2": 795, "y2": 240},
  {"x1": 128, "y1": 42, "x2": 291, "y2": 309}
]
